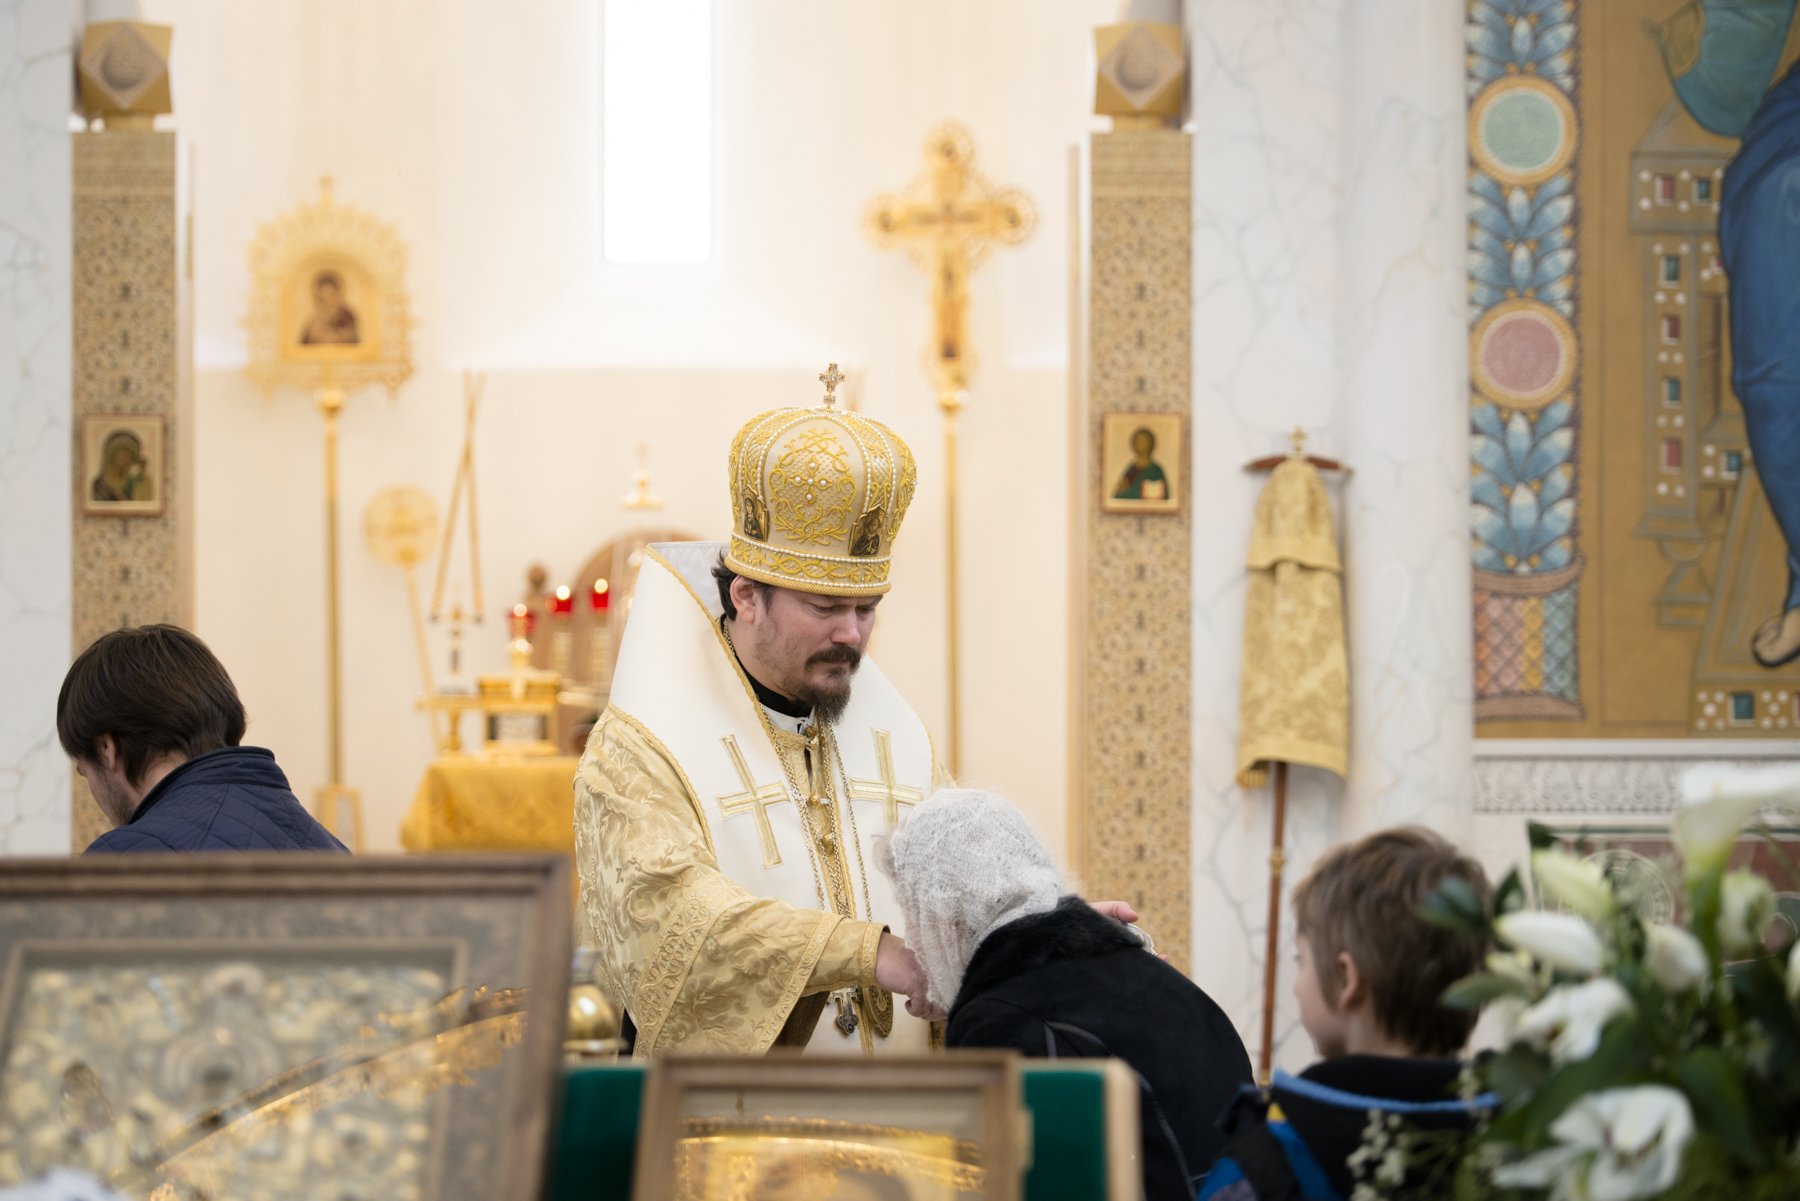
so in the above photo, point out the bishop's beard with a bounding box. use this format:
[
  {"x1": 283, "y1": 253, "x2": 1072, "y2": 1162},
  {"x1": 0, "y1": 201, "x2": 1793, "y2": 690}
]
[{"x1": 794, "y1": 646, "x2": 861, "y2": 725}]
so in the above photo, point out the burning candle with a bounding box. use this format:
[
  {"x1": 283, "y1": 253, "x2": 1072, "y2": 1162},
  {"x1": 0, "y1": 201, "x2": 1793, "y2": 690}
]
[
  {"x1": 591, "y1": 579, "x2": 611, "y2": 611},
  {"x1": 551, "y1": 585, "x2": 574, "y2": 616}
]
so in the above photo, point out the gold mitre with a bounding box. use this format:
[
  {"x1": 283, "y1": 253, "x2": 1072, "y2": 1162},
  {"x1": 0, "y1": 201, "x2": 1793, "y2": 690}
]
[{"x1": 724, "y1": 364, "x2": 917, "y2": 596}]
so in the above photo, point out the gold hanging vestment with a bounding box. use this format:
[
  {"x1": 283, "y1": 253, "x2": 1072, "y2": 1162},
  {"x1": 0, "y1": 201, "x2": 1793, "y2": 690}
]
[{"x1": 1235, "y1": 458, "x2": 1349, "y2": 787}]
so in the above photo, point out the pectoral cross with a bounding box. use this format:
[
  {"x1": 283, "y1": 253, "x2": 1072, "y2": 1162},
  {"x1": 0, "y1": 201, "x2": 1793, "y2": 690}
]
[
  {"x1": 717, "y1": 735, "x2": 790, "y2": 867},
  {"x1": 864, "y1": 122, "x2": 1035, "y2": 779},
  {"x1": 845, "y1": 729, "x2": 925, "y2": 826}
]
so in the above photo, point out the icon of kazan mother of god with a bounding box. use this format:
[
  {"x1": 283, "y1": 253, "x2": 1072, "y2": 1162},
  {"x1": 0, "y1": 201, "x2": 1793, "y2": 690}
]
[
  {"x1": 1113, "y1": 426, "x2": 1169, "y2": 501},
  {"x1": 298, "y1": 269, "x2": 360, "y2": 346},
  {"x1": 91, "y1": 430, "x2": 153, "y2": 503}
]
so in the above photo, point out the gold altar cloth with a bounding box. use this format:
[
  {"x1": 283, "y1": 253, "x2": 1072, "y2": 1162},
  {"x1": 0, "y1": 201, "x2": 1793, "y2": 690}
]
[
  {"x1": 1235, "y1": 458, "x2": 1348, "y2": 788},
  {"x1": 401, "y1": 755, "x2": 581, "y2": 851}
]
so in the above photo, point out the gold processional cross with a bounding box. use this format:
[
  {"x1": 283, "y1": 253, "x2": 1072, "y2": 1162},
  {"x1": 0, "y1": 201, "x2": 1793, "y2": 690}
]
[
  {"x1": 717, "y1": 735, "x2": 790, "y2": 867},
  {"x1": 865, "y1": 122, "x2": 1035, "y2": 776},
  {"x1": 844, "y1": 729, "x2": 924, "y2": 825}
]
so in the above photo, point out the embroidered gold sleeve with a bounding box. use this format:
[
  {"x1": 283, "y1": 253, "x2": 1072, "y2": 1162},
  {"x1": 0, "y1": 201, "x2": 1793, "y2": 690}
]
[{"x1": 573, "y1": 708, "x2": 879, "y2": 1055}]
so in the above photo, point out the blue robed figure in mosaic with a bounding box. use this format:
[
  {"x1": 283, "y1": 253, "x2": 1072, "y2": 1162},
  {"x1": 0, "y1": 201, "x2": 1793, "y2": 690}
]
[{"x1": 1705, "y1": 22, "x2": 1800, "y2": 665}]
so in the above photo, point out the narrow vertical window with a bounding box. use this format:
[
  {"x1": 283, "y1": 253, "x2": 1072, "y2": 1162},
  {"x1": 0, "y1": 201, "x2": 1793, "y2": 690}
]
[{"x1": 603, "y1": 0, "x2": 712, "y2": 263}]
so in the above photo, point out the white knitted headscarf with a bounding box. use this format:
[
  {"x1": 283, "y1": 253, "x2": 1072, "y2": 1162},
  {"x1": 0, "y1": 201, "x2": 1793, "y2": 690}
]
[{"x1": 874, "y1": 789, "x2": 1065, "y2": 1014}]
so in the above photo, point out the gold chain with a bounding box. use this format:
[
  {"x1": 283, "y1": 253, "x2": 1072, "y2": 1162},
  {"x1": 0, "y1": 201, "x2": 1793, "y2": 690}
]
[
  {"x1": 829, "y1": 726, "x2": 874, "y2": 923},
  {"x1": 797, "y1": 724, "x2": 856, "y2": 918}
]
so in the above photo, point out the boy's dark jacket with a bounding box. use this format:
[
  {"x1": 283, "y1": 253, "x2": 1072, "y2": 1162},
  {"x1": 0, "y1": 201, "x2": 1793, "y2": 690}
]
[
  {"x1": 1197, "y1": 1056, "x2": 1487, "y2": 1201},
  {"x1": 84, "y1": 746, "x2": 347, "y2": 853},
  {"x1": 945, "y1": 896, "x2": 1254, "y2": 1201}
]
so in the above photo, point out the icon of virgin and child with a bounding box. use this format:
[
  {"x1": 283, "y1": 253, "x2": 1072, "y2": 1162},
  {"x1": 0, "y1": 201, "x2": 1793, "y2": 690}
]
[{"x1": 298, "y1": 270, "x2": 360, "y2": 346}]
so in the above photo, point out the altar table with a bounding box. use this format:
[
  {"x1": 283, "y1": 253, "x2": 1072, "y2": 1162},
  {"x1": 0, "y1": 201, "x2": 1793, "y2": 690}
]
[{"x1": 400, "y1": 755, "x2": 582, "y2": 852}]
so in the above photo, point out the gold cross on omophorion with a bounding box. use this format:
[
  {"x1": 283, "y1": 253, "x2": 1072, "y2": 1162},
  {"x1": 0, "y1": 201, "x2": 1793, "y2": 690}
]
[
  {"x1": 845, "y1": 729, "x2": 925, "y2": 826},
  {"x1": 820, "y1": 363, "x2": 845, "y2": 408},
  {"x1": 863, "y1": 122, "x2": 1036, "y2": 407},
  {"x1": 717, "y1": 735, "x2": 791, "y2": 867}
]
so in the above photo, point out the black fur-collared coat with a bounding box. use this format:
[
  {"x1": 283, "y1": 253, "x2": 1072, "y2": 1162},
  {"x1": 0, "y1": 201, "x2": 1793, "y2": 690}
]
[{"x1": 945, "y1": 896, "x2": 1254, "y2": 1201}]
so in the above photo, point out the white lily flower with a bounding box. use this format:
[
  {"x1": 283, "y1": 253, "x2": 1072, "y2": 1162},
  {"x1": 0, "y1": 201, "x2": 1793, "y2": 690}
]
[
  {"x1": 1496, "y1": 910, "x2": 1606, "y2": 975},
  {"x1": 1788, "y1": 939, "x2": 1800, "y2": 1001},
  {"x1": 1718, "y1": 868, "x2": 1776, "y2": 957},
  {"x1": 1532, "y1": 848, "x2": 1616, "y2": 921},
  {"x1": 1480, "y1": 993, "x2": 1530, "y2": 1051},
  {"x1": 1642, "y1": 922, "x2": 1709, "y2": 992},
  {"x1": 1514, "y1": 977, "x2": 1635, "y2": 1063},
  {"x1": 1493, "y1": 1085, "x2": 1694, "y2": 1201},
  {"x1": 1675, "y1": 763, "x2": 1800, "y2": 878}
]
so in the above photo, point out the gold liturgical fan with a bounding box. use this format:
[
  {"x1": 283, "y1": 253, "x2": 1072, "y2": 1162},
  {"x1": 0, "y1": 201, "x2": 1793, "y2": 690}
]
[{"x1": 245, "y1": 177, "x2": 415, "y2": 848}]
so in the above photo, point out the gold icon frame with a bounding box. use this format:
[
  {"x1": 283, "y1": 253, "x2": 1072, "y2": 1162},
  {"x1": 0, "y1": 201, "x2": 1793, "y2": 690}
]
[{"x1": 245, "y1": 178, "x2": 413, "y2": 397}]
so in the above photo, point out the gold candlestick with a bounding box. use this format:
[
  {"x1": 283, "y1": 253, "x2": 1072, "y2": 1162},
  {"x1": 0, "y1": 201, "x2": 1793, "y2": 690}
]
[
  {"x1": 313, "y1": 374, "x2": 362, "y2": 848},
  {"x1": 589, "y1": 579, "x2": 612, "y2": 689}
]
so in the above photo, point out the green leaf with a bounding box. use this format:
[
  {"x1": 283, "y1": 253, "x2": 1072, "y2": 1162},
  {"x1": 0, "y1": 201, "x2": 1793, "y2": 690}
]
[
  {"x1": 1421, "y1": 875, "x2": 1489, "y2": 936},
  {"x1": 1485, "y1": 1043, "x2": 1551, "y2": 1108},
  {"x1": 1676, "y1": 1047, "x2": 1766, "y2": 1169},
  {"x1": 1493, "y1": 868, "x2": 1526, "y2": 918},
  {"x1": 1527, "y1": 821, "x2": 1558, "y2": 851},
  {"x1": 1687, "y1": 863, "x2": 1726, "y2": 964},
  {"x1": 1442, "y1": 972, "x2": 1530, "y2": 1010}
]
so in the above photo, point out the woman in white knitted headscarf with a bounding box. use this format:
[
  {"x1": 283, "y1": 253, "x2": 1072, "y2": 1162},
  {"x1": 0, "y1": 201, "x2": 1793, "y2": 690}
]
[
  {"x1": 876, "y1": 789, "x2": 1066, "y2": 1012},
  {"x1": 878, "y1": 788, "x2": 1253, "y2": 1201}
]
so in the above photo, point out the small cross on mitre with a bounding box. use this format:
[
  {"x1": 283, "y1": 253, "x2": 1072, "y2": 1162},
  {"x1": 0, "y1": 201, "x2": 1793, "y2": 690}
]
[{"x1": 819, "y1": 363, "x2": 845, "y2": 409}]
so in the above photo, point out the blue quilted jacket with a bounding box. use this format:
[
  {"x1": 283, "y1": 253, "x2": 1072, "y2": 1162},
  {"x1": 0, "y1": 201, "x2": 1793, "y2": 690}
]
[{"x1": 84, "y1": 746, "x2": 348, "y2": 853}]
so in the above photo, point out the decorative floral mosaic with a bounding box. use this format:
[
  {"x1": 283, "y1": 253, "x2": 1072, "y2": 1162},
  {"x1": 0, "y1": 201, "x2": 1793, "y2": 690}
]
[{"x1": 1467, "y1": 0, "x2": 1585, "y2": 720}]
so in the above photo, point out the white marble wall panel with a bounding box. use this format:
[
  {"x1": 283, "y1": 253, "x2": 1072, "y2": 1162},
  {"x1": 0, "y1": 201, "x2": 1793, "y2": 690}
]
[
  {"x1": 1334, "y1": 0, "x2": 1471, "y2": 840},
  {"x1": 0, "y1": 0, "x2": 72, "y2": 855},
  {"x1": 1187, "y1": 0, "x2": 1472, "y2": 1073}
]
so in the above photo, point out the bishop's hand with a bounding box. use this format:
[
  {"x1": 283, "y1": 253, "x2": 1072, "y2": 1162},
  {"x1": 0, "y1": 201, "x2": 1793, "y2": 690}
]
[
  {"x1": 1089, "y1": 900, "x2": 1138, "y2": 924},
  {"x1": 875, "y1": 932, "x2": 947, "y2": 1022}
]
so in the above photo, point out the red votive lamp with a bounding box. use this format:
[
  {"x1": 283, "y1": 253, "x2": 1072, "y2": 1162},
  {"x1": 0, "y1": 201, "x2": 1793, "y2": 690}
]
[
  {"x1": 510, "y1": 602, "x2": 535, "y2": 638},
  {"x1": 591, "y1": 579, "x2": 610, "y2": 612},
  {"x1": 551, "y1": 585, "x2": 573, "y2": 616}
]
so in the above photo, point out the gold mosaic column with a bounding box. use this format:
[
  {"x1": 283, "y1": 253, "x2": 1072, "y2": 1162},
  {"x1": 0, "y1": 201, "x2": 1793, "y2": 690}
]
[
  {"x1": 70, "y1": 127, "x2": 189, "y2": 850},
  {"x1": 1075, "y1": 122, "x2": 1193, "y2": 972}
]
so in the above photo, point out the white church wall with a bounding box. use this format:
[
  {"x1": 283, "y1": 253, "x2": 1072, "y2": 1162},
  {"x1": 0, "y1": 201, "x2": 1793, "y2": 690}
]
[
  {"x1": 146, "y1": 0, "x2": 1112, "y2": 856},
  {"x1": 1185, "y1": 0, "x2": 1475, "y2": 1073},
  {"x1": 0, "y1": 0, "x2": 74, "y2": 855}
]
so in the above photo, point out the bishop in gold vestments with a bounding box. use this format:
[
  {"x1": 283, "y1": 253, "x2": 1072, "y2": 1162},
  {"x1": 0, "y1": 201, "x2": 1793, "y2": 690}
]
[{"x1": 574, "y1": 369, "x2": 950, "y2": 1056}]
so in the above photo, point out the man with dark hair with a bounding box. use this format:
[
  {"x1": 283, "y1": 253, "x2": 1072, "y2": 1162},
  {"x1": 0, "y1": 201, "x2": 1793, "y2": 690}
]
[
  {"x1": 58, "y1": 624, "x2": 345, "y2": 853},
  {"x1": 574, "y1": 367, "x2": 950, "y2": 1058},
  {"x1": 709, "y1": 555, "x2": 864, "y2": 725}
]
